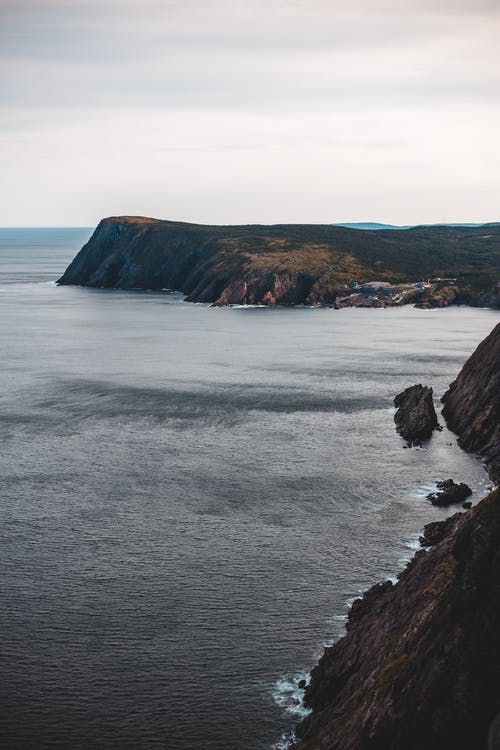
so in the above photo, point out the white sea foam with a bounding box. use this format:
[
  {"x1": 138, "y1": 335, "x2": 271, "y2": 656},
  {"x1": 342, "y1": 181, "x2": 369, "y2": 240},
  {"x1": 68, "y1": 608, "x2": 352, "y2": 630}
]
[
  {"x1": 404, "y1": 534, "x2": 422, "y2": 551},
  {"x1": 411, "y1": 481, "x2": 440, "y2": 498},
  {"x1": 272, "y1": 673, "x2": 312, "y2": 718},
  {"x1": 273, "y1": 729, "x2": 297, "y2": 750},
  {"x1": 345, "y1": 595, "x2": 359, "y2": 609},
  {"x1": 230, "y1": 303, "x2": 262, "y2": 308},
  {"x1": 332, "y1": 612, "x2": 348, "y2": 623}
]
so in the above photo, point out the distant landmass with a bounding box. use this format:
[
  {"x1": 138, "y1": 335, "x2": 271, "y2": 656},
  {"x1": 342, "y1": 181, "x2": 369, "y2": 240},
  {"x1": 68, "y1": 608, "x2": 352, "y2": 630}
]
[
  {"x1": 335, "y1": 222, "x2": 494, "y2": 231},
  {"x1": 334, "y1": 222, "x2": 413, "y2": 230},
  {"x1": 58, "y1": 216, "x2": 500, "y2": 308}
]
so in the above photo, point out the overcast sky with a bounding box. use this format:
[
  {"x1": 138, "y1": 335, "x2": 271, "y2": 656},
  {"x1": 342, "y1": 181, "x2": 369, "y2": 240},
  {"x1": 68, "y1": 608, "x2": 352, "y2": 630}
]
[{"x1": 1, "y1": 0, "x2": 499, "y2": 226}]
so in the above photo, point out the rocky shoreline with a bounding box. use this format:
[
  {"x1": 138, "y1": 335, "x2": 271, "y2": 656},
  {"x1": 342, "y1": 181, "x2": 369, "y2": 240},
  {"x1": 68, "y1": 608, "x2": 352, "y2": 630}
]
[
  {"x1": 58, "y1": 217, "x2": 500, "y2": 309},
  {"x1": 289, "y1": 322, "x2": 500, "y2": 750}
]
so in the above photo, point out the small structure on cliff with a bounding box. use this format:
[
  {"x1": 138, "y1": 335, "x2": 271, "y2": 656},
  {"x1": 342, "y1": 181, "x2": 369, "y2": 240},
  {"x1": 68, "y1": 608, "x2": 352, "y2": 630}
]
[{"x1": 358, "y1": 281, "x2": 408, "y2": 295}]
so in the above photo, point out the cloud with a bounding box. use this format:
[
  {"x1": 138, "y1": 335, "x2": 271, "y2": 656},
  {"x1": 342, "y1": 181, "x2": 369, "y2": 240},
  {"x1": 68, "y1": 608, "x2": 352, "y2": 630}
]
[{"x1": 1, "y1": 0, "x2": 499, "y2": 224}]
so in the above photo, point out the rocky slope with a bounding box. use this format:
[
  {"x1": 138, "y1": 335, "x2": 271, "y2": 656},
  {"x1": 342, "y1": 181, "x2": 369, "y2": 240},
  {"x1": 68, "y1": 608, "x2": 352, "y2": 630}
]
[
  {"x1": 416, "y1": 284, "x2": 500, "y2": 309},
  {"x1": 442, "y1": 322, "x2": 500, "y2": 484},
  {"x1": 292, "y1": 323, "x2": 500, "y2": 750},
  {"x1": 415, "y1": 284, "x2": 458, "y2": 308},
  {"x1": 58, "y1": 216, "x2": 500, "y2": 307},
  {"x1": 393, "y1": 384, "x2": 439, "y2": 446},
  {"x1": 294, "y1": 488, "x2": 500, "y2": 750}
]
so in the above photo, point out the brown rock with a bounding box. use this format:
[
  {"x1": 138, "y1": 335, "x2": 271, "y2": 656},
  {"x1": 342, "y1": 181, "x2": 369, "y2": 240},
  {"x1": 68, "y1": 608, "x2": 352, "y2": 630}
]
[
  {"x1": 293, "y1": 488, "x2": 500, "y2": 750},
  {"x1": 419, "y1": 513, "x2": 461, "y2": 546},
  {"x1": 442, "y1": 322, "x2": 500, "y2": 485},
  {"x1": 394, "y1": 384, "x2": 439, "y2": 446},
  {"x1": 214, "y1": 280, "x2": 248, "y2": 306},
  {"x1": 415, "y1": 285, "x2": 458, "y2": 308},
  {"x1": 426, "y1": 478, "x2": 472, "y2": 506}
]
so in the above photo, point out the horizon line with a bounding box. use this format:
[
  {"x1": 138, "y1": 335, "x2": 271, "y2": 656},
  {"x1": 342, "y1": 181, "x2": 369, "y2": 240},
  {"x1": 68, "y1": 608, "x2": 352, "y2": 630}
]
[{"x1": 0, "y1": 220, "x2": 498, "y2": 230}]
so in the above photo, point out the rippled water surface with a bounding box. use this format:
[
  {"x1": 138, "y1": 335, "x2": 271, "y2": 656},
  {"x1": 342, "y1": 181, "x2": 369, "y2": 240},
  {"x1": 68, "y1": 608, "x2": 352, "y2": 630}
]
[{"x1": 0, "y1": 228, "x2": 498, "y2": 749}]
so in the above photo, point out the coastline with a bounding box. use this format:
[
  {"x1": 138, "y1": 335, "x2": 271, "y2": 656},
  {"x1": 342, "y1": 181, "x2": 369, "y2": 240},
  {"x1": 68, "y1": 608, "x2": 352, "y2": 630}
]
[
  {"x1": 57, "y1": 216, "x2": 500, "y2": 310},
  {"x1": 286, "y1": 322, "x2": 500, "y2": 750},
  {"x1": 2, "y1": 234, "x2": 498, "y2": 749},
  {"x1": 55, "y1": 282, "x2": 500, "y2": 312},
  {"x1": 272, "y1": 475, "x2": 491, "y2": 750}
]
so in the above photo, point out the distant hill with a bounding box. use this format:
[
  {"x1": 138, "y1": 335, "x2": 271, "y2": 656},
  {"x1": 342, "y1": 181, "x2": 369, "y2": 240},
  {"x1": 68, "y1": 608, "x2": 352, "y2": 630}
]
[
  {"x1": 58, "y1": 216, "x2": 500, "y2": 307},
  {"x1": 335, "y1": 222, "x2": 412, "y2": 230},
  {"x1": 335, "y1": 222, "x2": 492, "y2": 231}
]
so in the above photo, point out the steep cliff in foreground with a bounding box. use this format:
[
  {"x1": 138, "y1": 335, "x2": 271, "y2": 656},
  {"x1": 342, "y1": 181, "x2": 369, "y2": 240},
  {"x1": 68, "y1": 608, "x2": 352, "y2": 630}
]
[
  {"x1": 442, "y1": 322, "x2": 500, "y2": 484},
  {"x1": 294, "y1": 489, "x2": 500, "y2": 750},
  {"x1": 58, "y1": 216, "x2": 500, "y2": 307},
  {"x1": 293, "y1": 324, "x2": 500, "y2": 750}
]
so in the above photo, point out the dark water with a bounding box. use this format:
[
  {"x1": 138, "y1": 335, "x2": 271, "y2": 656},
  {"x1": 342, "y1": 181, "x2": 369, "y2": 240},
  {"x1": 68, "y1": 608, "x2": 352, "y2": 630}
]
[{"x1": 0, "y1": 229, "x2": 498, "y2": 750}]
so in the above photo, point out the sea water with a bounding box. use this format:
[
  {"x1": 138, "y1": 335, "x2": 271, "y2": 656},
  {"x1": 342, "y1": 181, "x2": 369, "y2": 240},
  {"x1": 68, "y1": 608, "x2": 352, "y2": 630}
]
[{"x1": 0, "y1": 228, "x2": 497, "y2": 749}]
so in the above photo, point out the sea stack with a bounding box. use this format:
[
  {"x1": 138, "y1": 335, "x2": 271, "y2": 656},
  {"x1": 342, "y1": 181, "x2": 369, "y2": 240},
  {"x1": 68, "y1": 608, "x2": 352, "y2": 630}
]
[
  {"x1": 393, "y1": 384, "x2": 439, "y2": 446},
  {"x1": 426, "y1": 478, "x2": 472, "y2": 506}
]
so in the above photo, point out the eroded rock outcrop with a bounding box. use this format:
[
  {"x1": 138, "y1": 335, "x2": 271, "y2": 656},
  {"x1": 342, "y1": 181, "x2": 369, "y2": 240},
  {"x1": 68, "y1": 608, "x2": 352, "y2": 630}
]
[
  {"x1": 394, "y1": 384, "x2": 439, "y2": 446},
  {"x1": 415, "y1": 285, "x2": 458, "y2": 308},
  {"x1": 419, "y1": 513, "x2": 461, "y2": 547},
  {"x1": 442, "y1": 322, "x2": 500, "y2": 485},
  {"x1": 294, "y1": 487, "x2": 500, "y2": 750},
  {"x1": 455, "y1": 284, "x2": 500, "y2": 310},
  {"x1": 426, "y1": 478, "x2": 472, "y2": 506}
]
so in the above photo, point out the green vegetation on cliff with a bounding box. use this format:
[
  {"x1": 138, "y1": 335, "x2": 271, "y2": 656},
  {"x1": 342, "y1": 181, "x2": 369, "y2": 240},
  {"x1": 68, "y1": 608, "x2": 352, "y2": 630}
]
[{"x1": 58, "y1": 216, "x2": 500, "y2": 306}]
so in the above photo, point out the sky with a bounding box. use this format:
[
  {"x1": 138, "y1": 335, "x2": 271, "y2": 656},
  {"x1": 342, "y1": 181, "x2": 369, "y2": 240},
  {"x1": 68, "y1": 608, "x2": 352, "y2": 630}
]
[{"x1": 1, "y1": 0, "x2": 500, "y2": 226}]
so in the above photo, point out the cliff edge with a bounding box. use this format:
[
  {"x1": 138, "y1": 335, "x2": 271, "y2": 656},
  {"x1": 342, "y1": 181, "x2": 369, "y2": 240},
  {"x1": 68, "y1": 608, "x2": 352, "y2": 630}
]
[
  {"x1": 294, "y1": 488, "x2": 500, "y2": 750},
  {"x1": 293, "y1": 323, "x2": 500, "y2": 750},
  {"x1": 442, "y1": 322, "x2": 500, "y2": 485}
]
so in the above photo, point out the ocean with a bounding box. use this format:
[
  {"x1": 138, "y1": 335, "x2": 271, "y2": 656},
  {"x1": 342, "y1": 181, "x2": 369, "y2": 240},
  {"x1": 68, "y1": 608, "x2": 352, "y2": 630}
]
[{"x1": 0, "y1": 228, "x2": 497, "y2": 749}]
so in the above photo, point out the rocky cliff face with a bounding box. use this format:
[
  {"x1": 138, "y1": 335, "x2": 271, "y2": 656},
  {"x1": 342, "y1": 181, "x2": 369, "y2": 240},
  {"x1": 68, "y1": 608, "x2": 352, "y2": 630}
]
[
  {"x1": 58, "y1": 216, "x2": 500, "y2": 307},
  {"x1": 292, "y1": 323, "x2": 500, "y2": 750},
  {"x1": 393, "y1": 384, "x2": 439, "y2": 446},
  {"x1": 294, "y1": 488, "x2": 500, "y2": 750},
  {"x1": 415, "y1": 285, "x2": 458, "y2": 308},
  {"x1": 442, "y1": 322, "x2": 500, "y2": 484},
  {"x1": 457, "y1": 285, "x2": 500, "y2": 310},
  {"x1": 416, "y1": 285, "x2": 500, "y2": 310}
]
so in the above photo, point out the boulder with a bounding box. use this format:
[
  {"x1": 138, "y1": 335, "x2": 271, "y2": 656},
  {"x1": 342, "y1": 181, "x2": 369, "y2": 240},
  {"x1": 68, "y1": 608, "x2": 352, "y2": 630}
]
[
  {"x1": 419, "y1": 513, "x2": 461, "y2": 546},
  {"x1": 427, "y1": 479, "x2": 472, "y2": 506},
  {"x1": 394, "y1": 384, "x2": 439, "y2": 446}
]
